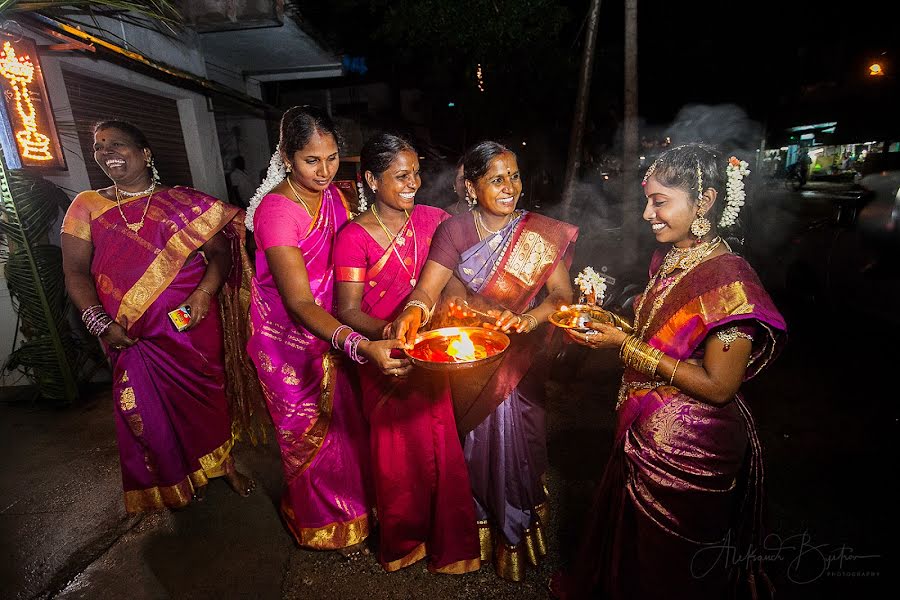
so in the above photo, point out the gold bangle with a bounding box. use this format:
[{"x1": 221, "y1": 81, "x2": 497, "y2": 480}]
[
  {"x1": 520, "y1": 313, "x2": 538, "y2": 332},
  {"x1": 196, "y1": 285, "x2": 215, "y2": 297},
  {"x1": 669, "y1": 359, "x2": 680, "y2": 386},
  {"x1": 403, "y1": 300, "x2": 431, "y2": 325},
  {"x1": 621, "y1": 335, "x2": 663, "y2": 379}
]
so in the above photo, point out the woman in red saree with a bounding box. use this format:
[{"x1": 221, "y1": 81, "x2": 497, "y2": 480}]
[
  {"x1": 334, "y1": 133, "x2": 480, "y2": 574},
  {"x1": 554, "y1": 144, "x2": 787, "y2": 599},
  {"x1": 392, "y1": 141, "x2": 578, "y2": 581},
  {"x1": 61, "y1": 121, "x2": 255, "y2": 513},
  {"x1": 246, "y1": 107, "x2": 404, "y2": 557}
]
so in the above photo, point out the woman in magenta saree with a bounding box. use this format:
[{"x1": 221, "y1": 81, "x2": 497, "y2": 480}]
[
  {"x1": 61, "y1": 121, "x2": 256, "y2": 513},
  {"x1": 246, "y1": 107, "x2": 405, "y2": 554},
  {"x1": 333, "y1": 133, "x2": 480, "y2": 574},
  {"x1": 392, "y1": 141, "x2": 578, "y2": 581},
  {"x1": 556, "y1": 144, "x2": 787, "y2": 599}
]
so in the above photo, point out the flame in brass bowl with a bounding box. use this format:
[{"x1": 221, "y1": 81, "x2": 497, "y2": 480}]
[
  {"x1": 549, "y1": 304, "x2": 617, "y2": 333},
  {"x1": 404, "y1": 326, "x2": 510, "y2": 371}
]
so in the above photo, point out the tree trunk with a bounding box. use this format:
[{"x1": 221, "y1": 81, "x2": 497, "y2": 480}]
[{"x1": 560, "y1": 0, "x2": 603, "y2": 221}]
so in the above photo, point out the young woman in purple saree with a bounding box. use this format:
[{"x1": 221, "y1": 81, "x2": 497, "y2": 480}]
[
  {"x1": 245, "y1": 107, "x2": 404, "y2": 556},
  {"x1": 334, "y1": 134, "x2": 480, "y2": 574},
  {"x1": 61, "y1": 121, "x2": 256, "y2": 514},
  {"x1": 554, "y1": 144, "x2": 787, "y2": 599},
  {"x1": 392, "y1": 141, "x2": 578, "y2": 581}
]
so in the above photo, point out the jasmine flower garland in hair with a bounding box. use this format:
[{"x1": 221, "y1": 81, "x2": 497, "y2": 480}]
[
  {"x1": 356, "y1": 178, "x2": 368, "y2": 214},
  {"x1": 719, "y1": 157, "x2": 750, "y2": 229},
  {"x1": 245, "y1": 151, "x2": 287, "y2": 231}
]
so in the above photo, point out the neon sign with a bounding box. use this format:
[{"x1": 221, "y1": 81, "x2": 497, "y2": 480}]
[{"x1": 0, "y1": 35, "x2": 65, "y2": 169}]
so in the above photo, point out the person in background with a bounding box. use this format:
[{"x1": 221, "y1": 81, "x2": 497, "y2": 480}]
[
  {"x1": 227, "y1": 156, "x2": 255, "y2": 209},
  {"x1": 61, "y1": 120, "x2": 256, "y2": 514},
  {"x1": 445, "y1": 157, "x2": 470, "y2": 216},
  {"x1": 245, "y1": 106, "x2": 404, "y2": 559},
  {"x1": 334, "y1": 132, "x2": 480, "y2": 574}
]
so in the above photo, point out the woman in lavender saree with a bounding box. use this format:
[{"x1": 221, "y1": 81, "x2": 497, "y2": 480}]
[
  {"x1": 334, "y1": 133, "x2": 480, "y2": 574},
  {"x1": 246, "y1": 107, "x2": 404, "y2": 556},
  {"x1": 392, "y1": 141, "x2": 578, "y2": 581},
  {"x1": 555, "y1": 144, "x2": 786, "y2": 599},
  {"x1": 61, "y1": 121, "x2": 255, "y2": 514}
]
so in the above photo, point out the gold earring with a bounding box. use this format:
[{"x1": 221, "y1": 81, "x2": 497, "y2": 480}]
[
  {"x1": 690, "y1": 209, "x2": 711, "y2": 239},
  {"x1": 284, "y1": 163, "x2": 292, "y2": 173}
]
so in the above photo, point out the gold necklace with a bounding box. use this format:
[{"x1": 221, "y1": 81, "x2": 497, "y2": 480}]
[
  {"x1": 371, "y1": 203, "x2": 410, "y2": 247},
  {"x1": 474, "y1": 209, "x2": 512, "y2": 240},
  {"x1": 372, "y1": 204, "x2": 418, "y2": 287},
  {"x1": 633, "y1": 237, "x2": 723, "y2": 339},
  {"x1": 285, "y1": 177, "x2": 317, "y2": 218},
  {"x1": 115, "y1": 181, "x2": 155, "y2": 233},
  {"x1": 658, "y1": 236, "x2": 722, "y2": 277},
  {"x1": 117, "y1": 182, "x2": 155, "y2": 198}
]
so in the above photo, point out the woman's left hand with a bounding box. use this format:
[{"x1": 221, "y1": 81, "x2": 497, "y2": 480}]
[
  {"x1": 181, "y1": 289, "x2": 212, "y2": 331},
  {"x1": 565, "y1": 322, "x2": 628, "y2": 349}
]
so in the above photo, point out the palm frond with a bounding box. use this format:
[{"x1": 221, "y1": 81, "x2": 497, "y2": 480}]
[
  {"x1": 0, "y1": 152, "x2": 80, "y2": 403},
  {"x1": 2, "y1": 1, "x2": 183, "y2": 24}
]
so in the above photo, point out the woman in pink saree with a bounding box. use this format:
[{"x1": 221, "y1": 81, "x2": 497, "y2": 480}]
[
  {"x1": 334, "y1": 133, "x2": 480, "y2": 574},
  {"x1": 246, "y1": 107, "x2": 405, "y2": 556},
  {"x1": 61, "y1": 121, "x2": 256, "y2": 513},
  {"x1": 554, "y1": 144, "x2": 787, "y2": 599},
  {"x1": 392, "y1": 141, "x2": 578, "y2": 581}
]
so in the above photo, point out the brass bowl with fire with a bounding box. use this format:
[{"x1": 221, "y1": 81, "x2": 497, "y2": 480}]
[
  {"x1": 404, "y1": 326, "x2": 510, "y2": 372},
  {"x1": 549, "y1": 304, "x2": 631, "y2": 334}
]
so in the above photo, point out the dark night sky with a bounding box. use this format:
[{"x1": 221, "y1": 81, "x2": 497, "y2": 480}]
[{"x1": 292, "y1": 0, "x2": 896, "y2": 149}]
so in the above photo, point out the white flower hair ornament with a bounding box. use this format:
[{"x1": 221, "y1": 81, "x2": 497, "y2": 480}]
[
  {"x1": 719, "y1": 156, "x2": 750, "y2": 229},
  {"x1": 574, "y1": 266, "x2": 608, "y2": 306},
  {"x1": 355, "y1": 174, "x2": 368, "y2": 214},
  {"x1": 245, "y1": 151, "x2": 287, "y2": 231}
]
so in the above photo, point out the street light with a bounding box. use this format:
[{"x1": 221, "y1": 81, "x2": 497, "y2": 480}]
[{"x1": 868, "y1": 63, "x2": 884, "y2": 77}]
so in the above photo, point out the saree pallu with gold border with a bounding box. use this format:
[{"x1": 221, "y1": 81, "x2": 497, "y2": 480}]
[
  {"x1": 334, "y1": 205, "x2": 480, "y2": 574},
  {"x1": 248, "y1": 187, "x2": 371, "y2": 550},
  {"x1": 454, "y1": 211, "x2": 578, "y2": 581},
  {"x1": 62, "y1": 186, "x2": 249, "y2": 513},
  {"x1": 569, "y1": 253, "x2": 786, "y2": 600}
]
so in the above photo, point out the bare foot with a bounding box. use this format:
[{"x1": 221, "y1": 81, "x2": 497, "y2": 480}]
[
  {"x1": 224, "y1": 457, "x2": 255, "y2": 497},
  {"x1": 337, "y1": 542, "x2": 370, "y2": 561}
]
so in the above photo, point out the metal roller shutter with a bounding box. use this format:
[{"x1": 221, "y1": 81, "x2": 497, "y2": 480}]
[{"x1": 62, "y1": 69, "x2": 194, "y2": 190}]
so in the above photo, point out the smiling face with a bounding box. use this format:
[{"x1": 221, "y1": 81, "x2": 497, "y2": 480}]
[
  {"x1": 93, "y1": 127, "x2": 152, "y2": 188},
  {"x1": 285, "y1": 129, "x2": 339, "y2": 194},
  {"x1": 642, "y1": 175, "x2": 703, "y2": 247},
  {"x1": 373, "y1": 149, "x2": 420, "y2": 212},
  {"x1": 468, "y1": 152, "x2": 522, "y2": 217}
]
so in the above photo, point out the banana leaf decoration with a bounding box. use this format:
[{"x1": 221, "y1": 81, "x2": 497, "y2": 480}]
[{"x1": 0, "y1": 151, "x2": 80, "y2": 403}]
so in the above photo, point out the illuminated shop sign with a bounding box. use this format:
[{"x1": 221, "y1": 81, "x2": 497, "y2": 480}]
[{"x1": 0, "y1": 34, "x2": 66, "y2": 169}]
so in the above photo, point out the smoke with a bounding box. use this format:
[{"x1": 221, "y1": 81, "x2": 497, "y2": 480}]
[
  {"x1": 664, "y1": 103, "x2": 762, "y2": 154},
  {"x1": 418, "y1": 160, "x2": 461, "y2": 210}
]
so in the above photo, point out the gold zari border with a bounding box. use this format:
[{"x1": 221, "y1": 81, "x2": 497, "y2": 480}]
[
  {"x1": 283, "y1": 510, "x2": 370, "y2": 550},
  {"x1": 382, "y1": 542, "x2": 427, "y2": 572},
  {"x1": 122, "y1": 438, "x2": 233, "y2": 514},
  {"x1": 117, "y1": 201, "x2": 236, "y2": 325},
  {"x1": 429, "y1": 556, "x2": 481, "y2": 575}
]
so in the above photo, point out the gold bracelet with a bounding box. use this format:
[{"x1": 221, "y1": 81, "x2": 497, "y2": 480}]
[
  {"x1": 520, "y1": 313, "x2": 538, "y2": 332},
  {"x1": 621, "y1": 335, "x2": 663, "y2": 378},
  {"x1": 669, "y1": 359, "x2": 680, "y2": 386},
  {"x1": 196, "y1": 285, "x2": 215, "y2": 297}
]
